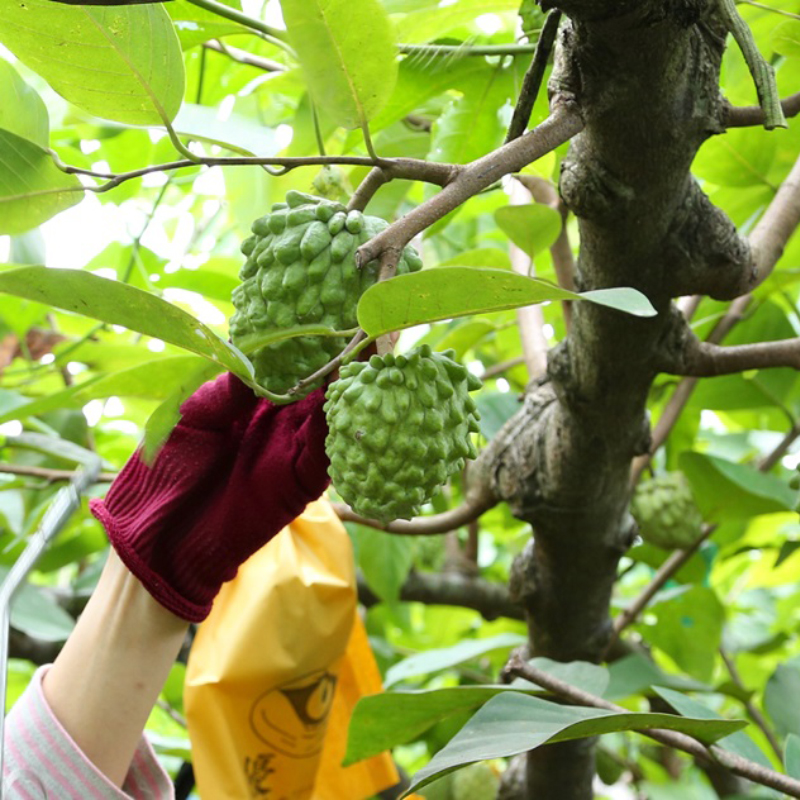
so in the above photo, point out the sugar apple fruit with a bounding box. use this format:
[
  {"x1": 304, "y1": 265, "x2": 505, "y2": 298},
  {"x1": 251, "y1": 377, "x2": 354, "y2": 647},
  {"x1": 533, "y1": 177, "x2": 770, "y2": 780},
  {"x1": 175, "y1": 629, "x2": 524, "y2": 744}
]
[
  {"x1": 630, "y1": 472, "x2": 703, "y2": 550},
  {"x1": 452, "y1": 762, "x2": 499, "y2": 800},
  {"x1": 324, "y1": 345, "x2": 482, "y2": 522},
  {"x1": 229, "y1": 191, "x2": 422, "y2": 398}
]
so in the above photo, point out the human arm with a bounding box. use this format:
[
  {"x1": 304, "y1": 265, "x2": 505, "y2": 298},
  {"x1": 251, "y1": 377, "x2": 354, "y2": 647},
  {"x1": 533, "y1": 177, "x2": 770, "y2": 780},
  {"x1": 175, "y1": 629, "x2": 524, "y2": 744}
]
[{"x1": 6, "y1": 374, "x2": 330, "y2": 795}]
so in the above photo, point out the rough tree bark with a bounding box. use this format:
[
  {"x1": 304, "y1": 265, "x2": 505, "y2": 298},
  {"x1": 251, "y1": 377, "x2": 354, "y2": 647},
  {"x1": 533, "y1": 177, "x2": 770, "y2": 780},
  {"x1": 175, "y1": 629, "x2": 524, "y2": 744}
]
[{"x1": 471, "y1": 3, "x2": 755, "y2": 797}]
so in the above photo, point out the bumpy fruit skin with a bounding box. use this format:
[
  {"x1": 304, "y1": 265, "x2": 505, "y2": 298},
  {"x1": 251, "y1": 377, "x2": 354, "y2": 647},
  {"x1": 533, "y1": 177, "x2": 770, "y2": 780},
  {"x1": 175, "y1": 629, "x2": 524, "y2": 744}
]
[
  {"x1": 324, "y1": 345, "x2": 482, "y2": 523},
  {"x1": 229, "y1": 191, "x2": 422, "y2": 398},
  {"x1": 631, "y1": 472, "x2": 704, "y2": 550},
  {"x1": 452, "y1": 762, "x2": 500, "y2": 800}
]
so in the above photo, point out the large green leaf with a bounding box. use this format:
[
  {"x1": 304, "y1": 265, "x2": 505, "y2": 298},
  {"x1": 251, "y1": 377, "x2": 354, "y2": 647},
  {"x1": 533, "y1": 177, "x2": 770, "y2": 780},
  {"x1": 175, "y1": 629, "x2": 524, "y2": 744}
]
[
  {"x1": 0, "y1": 355, "x2": 214, "y2": 425},
  {"x1": 0, "y1": 267, "x2": 252, "y2": 376},
  {"x1": 385, "y1": 634, "x2": 527, "y2": 687},
  {"x1": 494, "y1": 205, "x2": 563, "y2": 259},
  {"x1": 0, "y1": 0, "x2": 184, "y2": 125},
  {"x1": 357, "y1": 267, "x2": 656, "y2": 336},
  {"x1": 680, "y1": 451, "x2": 796, "y2": 522},
  {"x1": 0, "y1": 131, "x2": 81, "y2": 234},
  {"x1": 406, "y1": 692, "x2": 747, "y2": 794},
  {"x1": 428, "y1": 75, "x2": 508, "y2": 165},
  {"x1": 0, "y1": 567, "x2": 75, "y2": 642},
  {"x1": 765, "y1": 662, "x2": 800, "y2": 740},
  {"x1": 280, "y1": 0, "x2": 398, "y2": 129},
  {"x1": 644, "y1": 586, "x2": 724, "y2": 682},
  {"x1": 0, "y1": 59, "x2": 48, "y2": 147}
]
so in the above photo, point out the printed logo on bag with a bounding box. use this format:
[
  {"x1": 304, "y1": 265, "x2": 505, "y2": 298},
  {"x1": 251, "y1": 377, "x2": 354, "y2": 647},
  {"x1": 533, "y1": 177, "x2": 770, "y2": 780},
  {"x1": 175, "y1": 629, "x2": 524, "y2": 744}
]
[
  {"x1": 249, "y1": 669, "x2": 338, "y2": 758},
  {"x1": 243, "y1": 753, "x2": 275, "y2": 798}
]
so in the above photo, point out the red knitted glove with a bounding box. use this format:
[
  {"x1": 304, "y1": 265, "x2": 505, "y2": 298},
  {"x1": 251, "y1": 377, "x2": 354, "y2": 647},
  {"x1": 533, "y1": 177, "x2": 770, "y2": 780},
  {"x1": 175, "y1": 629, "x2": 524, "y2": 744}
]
[{"x1": 90, "y1": 374, "x2": 330, "y2": 622}]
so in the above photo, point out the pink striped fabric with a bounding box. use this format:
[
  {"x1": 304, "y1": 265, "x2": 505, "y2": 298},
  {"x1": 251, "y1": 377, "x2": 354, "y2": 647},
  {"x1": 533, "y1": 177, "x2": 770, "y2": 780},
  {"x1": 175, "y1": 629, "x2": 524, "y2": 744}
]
[{"x1": 3, "y1": 667, "x2": 174, "y2": 798}]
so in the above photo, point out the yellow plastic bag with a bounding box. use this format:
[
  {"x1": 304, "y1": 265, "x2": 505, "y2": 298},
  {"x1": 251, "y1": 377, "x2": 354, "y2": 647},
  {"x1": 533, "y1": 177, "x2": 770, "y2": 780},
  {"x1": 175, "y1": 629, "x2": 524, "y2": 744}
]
[{"x1": 185, "y1": 499, "x2": 399, "y2": 799}]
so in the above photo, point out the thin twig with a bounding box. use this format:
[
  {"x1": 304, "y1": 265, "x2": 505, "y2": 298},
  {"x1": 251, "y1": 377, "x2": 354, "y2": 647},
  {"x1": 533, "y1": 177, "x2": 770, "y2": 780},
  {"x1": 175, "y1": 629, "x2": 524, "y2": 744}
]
[
  {"x1": 283, "y1": 330, "x2": 368, "y2": 399},
  {"x1": 331, "y1": 484, "x2": 497, "y2": 535},
  {"x1": 505, "y1": 11, "x2": 562, "y2": 143},
  {"x1": 505, "y1": 655, "x2": 800, "y2": 798},
  {"x1": 481, "y1": 356, "x2": 527, "y2": 381},
  {"x1": 399, "y1": 42, "x2": 539, "y2": 57},
  {"x1": 719, "y1": 647, "x2": 783, "y2": 762},
  {"x1": 609, "y1": 523, "x2": 717, "y2": 646},
  {"x1": 203, "y1": 39, "x2": 286, "y2": 73},
  {"x1": 0, "y1": 463, "x2": 116, "y2": 483},
  {"x1": 725, "y1": 91, "x2": 800, "y2": 127},
  {"x1": 736, "y1": 0, "x2": 800, "y2": 21}
]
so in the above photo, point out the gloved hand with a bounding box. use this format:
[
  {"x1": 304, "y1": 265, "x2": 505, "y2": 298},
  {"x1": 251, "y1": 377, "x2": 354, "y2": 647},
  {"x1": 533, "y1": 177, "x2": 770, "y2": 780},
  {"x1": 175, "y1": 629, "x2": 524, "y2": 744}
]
[{"x1": 90, "y1": 373, "x2": 330, "y2": 622}]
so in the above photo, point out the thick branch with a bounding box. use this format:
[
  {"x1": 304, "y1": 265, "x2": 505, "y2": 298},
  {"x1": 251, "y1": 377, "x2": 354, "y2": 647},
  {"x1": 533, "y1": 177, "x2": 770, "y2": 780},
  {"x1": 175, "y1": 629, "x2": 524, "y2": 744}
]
[
  {"x1": 355, "y1": 103, "x2": 584, "y2": 270},
  {"x1": 661, "y1": 335, "x2": 800, "y2": 376},
  {"x1": 358, "y1": 571, "x2": 523, "y2": 621},
  {"x1": 751, "y1": 150, "x2": 800, "y2": 285},
  {"x1": 506, "y1": 655, "x2": 800, "y2": 797}
]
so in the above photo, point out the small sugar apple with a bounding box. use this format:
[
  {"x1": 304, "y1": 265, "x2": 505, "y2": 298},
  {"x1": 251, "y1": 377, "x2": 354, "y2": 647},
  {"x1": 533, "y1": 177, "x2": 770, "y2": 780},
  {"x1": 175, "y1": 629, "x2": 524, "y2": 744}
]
[
  {"x1": 229, "y1": 191, "x2": 422, "y2": 398},
  {"x1": 324, "y1": 345, "x2": 482, "y2": 522},
  {"x1": 630, "y1": 472, "x2": 703, "y2": 550},
  {"x1": 452, "y1": 762, "x2": 499, "y2": 800}
]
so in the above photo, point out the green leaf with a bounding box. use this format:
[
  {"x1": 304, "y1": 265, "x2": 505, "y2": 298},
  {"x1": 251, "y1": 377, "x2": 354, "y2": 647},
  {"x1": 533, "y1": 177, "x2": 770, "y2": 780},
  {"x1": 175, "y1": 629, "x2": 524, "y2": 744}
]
[
  {"x1": 644, "y1": 586, "x2": 724, "y2": 682},
  {"x1": 406, "y1": 692, "x2": 747, "y2": 794},
  {"x1": 0, "y1": 131, "x2": 82, "y2": 234},
  {"x1": 786, "y1": 733, "x2": 800, "y2": 779},
  {"x1": 475, "y1": 392, "x2": 520, "y2": 440},
  {"x1": 385, "y1": 633, "x2": 526, "y2": 687},
  {"x1": 280, "y1": 0, "x2": 397, "y2": 129},
  {"x1": 345, "y1": 684, "x2": 544, "y2": 766},
  {"x1": 142, "y1": 360, "x2": 223, "y2": 463},
  {"x1": 429, "y1": 78, "x2": 507, "y2": 165},
  {"x1": 652, "y1": 686, "x2": 772, "y2": 770},
  {"x1": 605, "y1": 652, "x2": 710, "y2": 700},
  {"x1": 0, "y1": 568, "x2": 75, "y2": 642},
  {"x1": 172, "y1": 103, "x2": 277, "y2": 155},
  {"x1": 168, "y1": 0, "x2": 248, "y2": 49},
  {"x1": 353, "y1": 526, "x2": 415, "y2": 603},
  {"x1": 0, "y1": 267, "x2": 252, "y2": 376},
  {"x1": 0, "y1": 0, "x2": 184, "y2": 125},
  {"x1": 765, "y1": 662, "x2": 800, "y2": 739},
  {"x1": 0, "y1": 59, "x2": 48, "y2": 147},
  {"x1": 357, "y1": 267, "x2": 656, "y2": 337},
  {"x1": 0, "y1": 355, "x2": 219, "y2": 425},
  {"x1": 494, "y1": 205, "x2": 562, "y2": 259},
  {"x1": 436, "y1": 248, "x2": 512, "y2": 271},
  {"x1": 772, "y1": 21, "x2": 800, "y2": 59},
  {"x1": 680, "y1": 451, "x2": 796, "y2": 522}
]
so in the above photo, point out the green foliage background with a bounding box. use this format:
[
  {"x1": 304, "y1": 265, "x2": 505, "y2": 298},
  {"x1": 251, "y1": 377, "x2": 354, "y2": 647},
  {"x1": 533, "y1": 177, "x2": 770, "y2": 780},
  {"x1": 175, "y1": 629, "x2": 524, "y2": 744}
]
[{"x1": 0, "y1": 0, "x2": 798, "y2": 797}]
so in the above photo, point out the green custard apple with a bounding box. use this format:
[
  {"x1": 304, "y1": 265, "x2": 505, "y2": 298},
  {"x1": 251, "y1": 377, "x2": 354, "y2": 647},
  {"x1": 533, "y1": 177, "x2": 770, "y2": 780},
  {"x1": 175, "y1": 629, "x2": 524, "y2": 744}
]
[
  {"x1": 229, "y1": 191, "x2": 422, "y2": 399},
  {"x1": 324, "y1": 345, "x2": 482, "y2": 523},
  {"x1": 631, "y1": 472, "x2": 704, "y2": 550}
]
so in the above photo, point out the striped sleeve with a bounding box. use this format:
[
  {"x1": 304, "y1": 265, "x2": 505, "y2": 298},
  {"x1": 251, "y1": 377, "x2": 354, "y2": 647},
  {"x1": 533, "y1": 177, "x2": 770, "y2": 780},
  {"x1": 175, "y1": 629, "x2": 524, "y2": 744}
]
[{"x1": 3, "y1": 666, "x2": 174, "y2": 799}]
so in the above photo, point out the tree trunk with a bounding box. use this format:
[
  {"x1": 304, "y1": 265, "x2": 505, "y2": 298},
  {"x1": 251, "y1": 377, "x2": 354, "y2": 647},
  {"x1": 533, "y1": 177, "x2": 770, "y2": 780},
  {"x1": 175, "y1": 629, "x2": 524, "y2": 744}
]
[{"x1": 477, "y1": 3, "x2": 754, "y2": 797}]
